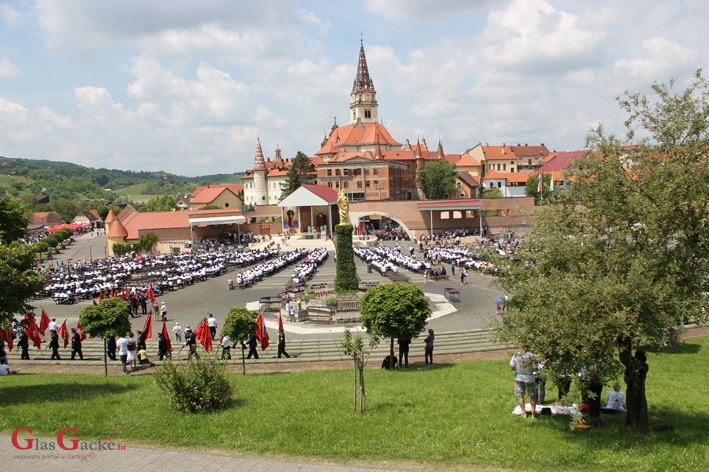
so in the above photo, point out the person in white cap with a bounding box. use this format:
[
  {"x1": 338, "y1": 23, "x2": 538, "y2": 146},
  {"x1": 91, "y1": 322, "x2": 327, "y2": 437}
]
[
  {"x1": 160, "y1": 301, "x2": 167, "y2": 321},
  {"x1": 173, "y1": 322, "x2": 182, "y2": 342}
]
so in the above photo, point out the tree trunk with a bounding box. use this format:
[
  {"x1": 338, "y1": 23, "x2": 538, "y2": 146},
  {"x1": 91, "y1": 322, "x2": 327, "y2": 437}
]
[
  {"x1": 619, "y1": 347, "x2": 650, "y2": 433},
  {"x1": 390, "y1": 337, "x2": 395, "y2": 369},
  {"x1": 103, "y1": 338, "x2": 108, "y2": 377},
  {"x1": 241, "y1": 345, "x2": 246, "y2": 375},
  {"x1": 353, "y1": 360, "x2": 358, "y2": 412}
]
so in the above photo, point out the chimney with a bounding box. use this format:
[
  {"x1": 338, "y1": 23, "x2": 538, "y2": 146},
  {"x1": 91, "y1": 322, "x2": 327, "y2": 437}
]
[
  {"x1": 267, "y1": 158, "x2": 271, "y2": 162},
  {"x1": 517, "y1": 143, "x2": 520, "y2": 146},
  {"x1": 541, "y1": 143, "x2": 545, "y2": 146},
  {"x1": 525, "y1": 143, "x2": 528, "y2": 146}
]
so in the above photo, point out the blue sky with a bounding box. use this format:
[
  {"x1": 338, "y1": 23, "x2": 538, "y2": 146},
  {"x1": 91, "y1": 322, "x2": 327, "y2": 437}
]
[{"x1": 0, "y1": 0, "x2": 707, "y2": 176}]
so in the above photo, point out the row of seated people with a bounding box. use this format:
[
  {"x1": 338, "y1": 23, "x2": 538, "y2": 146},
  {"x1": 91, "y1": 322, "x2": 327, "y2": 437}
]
[
  {"x1": 424, "y1": 245, "x2": 495, "y2": 272},
  {"x1": 234, "y1": 247, "x2": 311, "y2": 288},
  {"x1": 39, "y1": 247, "x2": 280, "y2": 301},
  {"x1": 353, "y1": 247, "x2": 400, "y2": 275},
  {"x1": 370, "y1": 245, "x2": 430, "y2": 272},
  {"x1": 289, "y1": 247, "x2": 328, "y2": 286}
]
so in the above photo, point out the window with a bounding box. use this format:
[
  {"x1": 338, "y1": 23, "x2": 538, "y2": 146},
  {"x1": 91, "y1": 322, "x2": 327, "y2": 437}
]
[
  {"x1": 327, "y1": 182, "x2": 332, "y2": 188},
  {"x1": 456, "y1": 182, "x2": 462, "y2": 189},
  {"x1": 373, "y1": 168, "x2": 379, "y2": 175},
  {"x1": 460, "y1": 193, "x2": 465, "y2": 199},
  {"x1": 365, "y1": 110, "x2": 371, "y2": 118},
  {"x1": 365, "y1": 168, "x2": 370, "y2": 176},
  {"x1": 262, "y1": 196, "x2": 266, "y2": 201},
  {"x1": 373, "y1": 180, "x2": 379, "y2": 187},
  {"x1": 511, "y1": 168, "x2": 515, "y2": 173},
  {"x1": 503, "y1": 164, "x2": 506, "y2": 171},
  {"x1": 327, "y1": 169, "x2": 332, "y2": 176},
  {"x1": 357, "y1": 181, "x2": 362, "y2": 189},
  {"x1": 365, "y1": 180, "x2": 370, "y2": 188},
  {"x1": 489, "y1": 182, "x2": 494, "y2": 188},
  {"x1": 335, "y1": 169, "x2": 341, "y2": 176},
  {"x1": 528, "y1": 159, "x2": 532, "y2": 165},
  {"x1": 336, "y1": 181, "x2": 340, "y2": 189},
  {"x1": 497, "y1": 164, "x2": 501, "y2": 171},
  {"x1": 344, "y1": 182, "x2": 349, "y2": 189},
  {"x1": 497, "y1": 182, "x2": 502, "y2": 188},
  {"x1": 353, "y1": 168, "x2": 362, "y2": 176}
]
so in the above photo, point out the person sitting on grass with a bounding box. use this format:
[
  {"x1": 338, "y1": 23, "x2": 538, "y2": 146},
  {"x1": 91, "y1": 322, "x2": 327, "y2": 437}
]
[{"x1": 604, "y1": 382, "x2": 626, "y2": 412}]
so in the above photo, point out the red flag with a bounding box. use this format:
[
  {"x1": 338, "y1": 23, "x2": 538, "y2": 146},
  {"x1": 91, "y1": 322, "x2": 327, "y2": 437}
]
[
  {"x1": 142, "y1": 313, "x2": 153, "y2": 340},
  {"x1": 1, "y1": 328, "x2": 13, "y2": 352},
  {"x1": 161, "y1": 321, "x2": 172, "y2": 354},
  {"x1": 256, "y1": 313, "x2": 269, "y2": 350},
  {"x1": 57, "y1": 320, "x2": 70, "y2": 348},
  {"x1": 39, "y1": 309, "x2": 51, "y2": 336},
  {"x1": 92, "y1": 298, "x2": 98, "y2": 306},
  {"x1": 193, "y1": 317, "x2": 213, "y2": 353},
  {"x1": 109, "y1": 287, "x2": 115, "y2": 298},
  {"x1": 278, "y1": 311, "x2": 284, "y2": 332},
  {"x1": 26, "y1": 319, "x2": 43, "y2": 350},
  {"x1": 147, "y1": 284, "x2": 156, "y2": 304},
  {"x1": 99, "y1": 290, "x2": 104, "y2": 303},
  {"x1": 76, "y1": 322, "x2": 87, "y2": 341}
]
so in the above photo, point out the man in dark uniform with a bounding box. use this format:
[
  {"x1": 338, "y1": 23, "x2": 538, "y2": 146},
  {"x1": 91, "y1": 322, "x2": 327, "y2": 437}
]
[
  {"x1": 244, "y1": 334, "x2": 259, "y2": 359},
  {"x1": 106, "y1": 336, "x2": 117, "y2": 361},
  {"x1": 49, "y1": 331, "x2": 61, "y2": 360},
  {"x1": 70, "y1": 328, "x2": 83, "y2": 360},
  {"x1": 18, "y1": 332, "x2": 30, "y2": 360},
  {"x1": 139, "y1": 293, "x2": 147, "y2": 315},
  {"x1": 184, "y1": 327, "x2": 199, "y2": 359}
]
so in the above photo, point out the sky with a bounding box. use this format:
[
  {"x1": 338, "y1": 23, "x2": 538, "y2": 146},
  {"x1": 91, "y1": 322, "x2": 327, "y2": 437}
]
[{"x1": 0, "y1": 0, "x2": 707, "y2": 177}]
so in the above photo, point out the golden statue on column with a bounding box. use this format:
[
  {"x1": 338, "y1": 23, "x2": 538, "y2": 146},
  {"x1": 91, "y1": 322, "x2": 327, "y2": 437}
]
[{"x1": 337, "y1": 189, "x2": 349, "y2": 223}]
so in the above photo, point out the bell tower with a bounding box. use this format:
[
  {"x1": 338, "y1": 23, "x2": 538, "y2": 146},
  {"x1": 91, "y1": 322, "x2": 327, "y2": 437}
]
[{"x1": 349, "y1": 39, "x2": 378, "y2": 125}]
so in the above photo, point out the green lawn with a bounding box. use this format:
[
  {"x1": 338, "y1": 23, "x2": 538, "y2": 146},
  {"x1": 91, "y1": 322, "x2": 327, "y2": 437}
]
[
  {"x1": 114, "y1": 183, "x2": 148, "y2": 196},
  {"x1": 1, "y1": 339, "x2": 708, "y2": 471}
]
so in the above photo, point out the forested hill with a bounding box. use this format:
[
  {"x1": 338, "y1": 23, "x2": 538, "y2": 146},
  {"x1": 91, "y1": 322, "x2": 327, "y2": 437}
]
[{"x1": 0, "y1": 156, "x2": 242, "y2": 201}]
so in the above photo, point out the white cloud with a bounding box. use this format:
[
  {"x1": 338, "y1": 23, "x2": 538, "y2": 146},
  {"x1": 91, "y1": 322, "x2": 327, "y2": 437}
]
[
  {"x1": 365, "y1": 0, "x2": 493, "y2": 21},
  {"x1": 0, "y1": 3, "x2": 21, "y2": 26},
  {"x1": 0, "y1": 56, "x2": 20, "y2": 77},
  {"x1": 614, "y1": 37, "x2": 699, "y2": 78}
]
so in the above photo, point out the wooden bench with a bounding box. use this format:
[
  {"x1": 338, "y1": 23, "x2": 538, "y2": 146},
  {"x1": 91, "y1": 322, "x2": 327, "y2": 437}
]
[{"x1": 444, "y1": 287, "x2": 460, "y2": 302}]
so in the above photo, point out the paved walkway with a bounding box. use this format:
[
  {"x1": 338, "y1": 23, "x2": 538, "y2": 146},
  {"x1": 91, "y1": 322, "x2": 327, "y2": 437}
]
[{"x1": 0, "y1": 434, "x2": 439, "y2": 472}]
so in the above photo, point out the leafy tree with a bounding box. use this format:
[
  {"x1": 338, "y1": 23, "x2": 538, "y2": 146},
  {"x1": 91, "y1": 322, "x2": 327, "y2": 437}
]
[
  {"x1": 341, "y1": 329, "x2": 379, "y2": 414},
  {"x1": 79, "y1": 298, "x2": 132, "y2": 375},
  {"x1": 221, "y1": 307, "x2": 258, "y2": 375},
  {"x1": 144, "y1": 194, "x2": 178, "y2": 212},
  {"x1": 136, "y1": 233, "x2": 158, "y2": 253},
  {"x1": 52, "y1": 199, "x2": 80, "y2": 223},
  {"x1": 495, "y1": 71, "x2": 709, "y2": 434},
  {"x1": 0, "y1": 198, "x2": 30, "y2": 244},
  {"x1": 415, "y1": 159, "x2": 458, "y2": 200},
  {"x1": 280, "y1": 152, "x2": 315, "y2": 199},
  {"x1": 360, "y1": 283, "x2": 432, "y2": 369},
  {"x1": 481, "y1": 187, "x2": 504, "y2": 199},
  {"x1": 0, "y1": 243, "x2": 45, "y2": 325},
  {"x1": 524, "y1": 173, "x2": 553, "y2": 204},
  {"x1": 334, "y1": 224, "x2": 358, "y2": 292}
]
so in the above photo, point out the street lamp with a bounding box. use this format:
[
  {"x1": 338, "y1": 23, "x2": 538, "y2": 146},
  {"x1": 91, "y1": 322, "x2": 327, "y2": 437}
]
[
  {"x1": 103, "y1": 245, "x2": 107, "y2": 259},
  {"x1": 89, "y1": 244, "x2": 92, "y2": 261}
]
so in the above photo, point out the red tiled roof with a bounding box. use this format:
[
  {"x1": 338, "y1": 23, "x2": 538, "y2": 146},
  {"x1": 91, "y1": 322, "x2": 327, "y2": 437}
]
[
  {"x1": 107, "y1": 218, "x2": 128, "y2": 238},
  {"x1": 301, "y1": 184, "x2": 339, "y2": 203},
  {"x1": 30, "y1": 212, "x2": 63, "y2": 226},
  {"x1": 457, "y1": 171, "x2": 480, "y2": 188},
  {"x1": 482, "y1": 146, "x2": 517, "y2": 161},
  {"x1": 540, "y1": 150, "x2": 588, "y2": 172},
  {"x1": 316, "y1": 122, "x2": 401, "y2": 155},
  {"x1": 481, "y1": 170, "x2": 508, "y2": 180},
  {"x1": 508, "y1": 144, "x2": 550, "y2": 158},
  {"x1": 456, "y1": 154, "x2": 481, "y2": 167},
  {"x1": 190, "y1": 187, "x2": 236, "y2": 205},
  {"x1": 89, "y1": 209, "x2": 101, "y2": 220},
  {"x1": 104, "y1": 208, "x2": 116, "y2": 223}
]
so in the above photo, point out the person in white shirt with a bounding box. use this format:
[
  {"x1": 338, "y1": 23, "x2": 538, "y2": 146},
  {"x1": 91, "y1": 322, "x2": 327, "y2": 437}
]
[
  {"x1": 160, "y1": 302, "x2": 168, "y2": 321},
  {"x1": 116, "y1": 336, "x2": 129, "y2": 374},
  {"x1": 48, "y1": 318, "x2": 58, "y2": 333},
  {"x1": 510, "y1": 350, "x2": 538, "y2": 417},
  {"x1": 604, "y1": 382, "x2": 626, "y2": 411},
  {"x1": 220, "y1": 334, "x2": 231, "y2": 360},
  {"x1": 207, "y1": 313, "x2": 218, "y2": 341},
  {"x1": 173, "y1": 322, "x2": 182, "y2": 342}
]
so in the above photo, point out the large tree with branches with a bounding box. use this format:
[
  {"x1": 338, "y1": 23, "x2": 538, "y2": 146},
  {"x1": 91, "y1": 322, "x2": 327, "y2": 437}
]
[{"x1": 495, "y1": 70, "x2": 709, "y2": 433}]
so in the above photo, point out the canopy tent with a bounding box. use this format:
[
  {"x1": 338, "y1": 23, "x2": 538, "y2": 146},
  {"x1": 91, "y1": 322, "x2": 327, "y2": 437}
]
[{"x1": 46, "y1": 222, "x2": 90, "y2": 233}]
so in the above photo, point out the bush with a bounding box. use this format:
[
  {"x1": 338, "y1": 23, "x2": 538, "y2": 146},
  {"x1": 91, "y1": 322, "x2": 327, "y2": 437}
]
[{"x1": 154, "y1": 357, "x2": 233, "y2": 413}]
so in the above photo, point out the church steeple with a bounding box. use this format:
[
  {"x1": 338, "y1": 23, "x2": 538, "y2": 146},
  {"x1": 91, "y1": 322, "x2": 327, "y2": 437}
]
[
  {"x1": 253, "y1": 137, "x2": 266, "y2": 172},
  {"x1": 350, "y1": 39, "x2": 378, "y2": 124}
]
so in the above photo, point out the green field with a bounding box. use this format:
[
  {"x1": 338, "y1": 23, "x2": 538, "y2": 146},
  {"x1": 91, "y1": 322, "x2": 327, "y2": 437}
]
[
  {"x1": 114, "y1": 183, "x2": 148, "y2": 196},
  {"x1": 1, "y1": 339, "x2": 708, "y2": 471}
]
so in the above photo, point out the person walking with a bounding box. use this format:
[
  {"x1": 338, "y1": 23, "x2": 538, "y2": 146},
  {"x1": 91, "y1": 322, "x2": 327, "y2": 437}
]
[
  {"x1": 49, "y1": 330, "x2": 61, "y2": 360},
  {"x1": 18, "y1": 331, "x2": 30, "y2": 360},
  {"x1": 160, "y1": 301, "x2": 168, "y2": 322},
  {"x1": 184, "y1": 327, "x2": 199, "y2": 359},
  {"x1": 207, "y1": 313, "x2": 218, "y2": 341},
  {"x1": 424, "y1": 329, "x2": 435, "y2": 366},
  {"x1": 116, "y1": 334, "x2": 129, "y2": 374},
  {"x1": 173, "y1": 322, "x2": 182, "y2": 342},
  {"x1": 126, "y1": 332, "x2": 138, "y2": 370},
  {"x1": 220, "y1": 334, "x2": 231, "y2": 360},
  {"x1": 398, "y1": 337, "x2": 411, "y2": 368},
  {"x1": 244, "y1": 334, "x2": 259, "y2": 359},
  {"x1": 157, "y1": 332, "x2": 170, "y2": 361},
  {"x1": 277, "y1": 329, "x2": 290, "y2": 358},
  {"x1": 106, "y1": 336, "x2": 117, "y2": 361},
  {"x1": 510, "y1": 349, "x2": 538, "y2": 418},
  {"x1": 70, "y1": 328, "x2": 83, "y2": 360}
]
